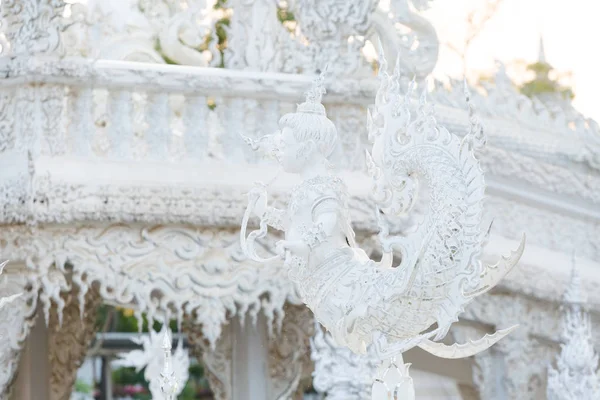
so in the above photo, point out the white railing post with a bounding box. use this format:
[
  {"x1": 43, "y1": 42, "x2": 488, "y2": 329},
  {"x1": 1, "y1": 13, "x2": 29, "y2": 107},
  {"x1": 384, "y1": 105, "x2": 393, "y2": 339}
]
[
  {"x1": 107, "y1": 90, "x2": 133, "y2": 160},
  {"x1": 184, "y1": 95, "x2": 209, "y2": 160},
  {"x1": 146, "y1": 93, "x2": 171, "y2": 161}
]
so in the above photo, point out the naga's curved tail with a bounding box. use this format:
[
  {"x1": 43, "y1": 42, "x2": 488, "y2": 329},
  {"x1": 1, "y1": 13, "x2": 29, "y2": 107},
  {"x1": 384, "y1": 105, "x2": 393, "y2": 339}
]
[
  {"x1": 418, "y1": 325, "x2": 519, "y2": 359},
  {"x1": 359, "y1": 46, "x2": 525, "y2": 357}
]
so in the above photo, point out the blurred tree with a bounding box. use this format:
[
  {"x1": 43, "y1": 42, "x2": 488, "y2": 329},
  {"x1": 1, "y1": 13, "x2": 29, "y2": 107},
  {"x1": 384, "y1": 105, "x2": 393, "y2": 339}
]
[
  {"x1": 518, "y1": 38, "x2": 574, "y2": 101},
  {"x1": 444, "y1": 0, "x2": 505, "y2": 75}
]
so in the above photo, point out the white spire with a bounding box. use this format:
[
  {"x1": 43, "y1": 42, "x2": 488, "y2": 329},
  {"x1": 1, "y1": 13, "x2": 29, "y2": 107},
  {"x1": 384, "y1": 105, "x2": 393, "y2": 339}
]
[
  {"x1": 160, "y1": 328, "x2": 178, "y2": 400},
  {"x1": 564, "y1": 256, "x2": 587, "y2": 304},
  {"x1": 538, "y1": 36, "x2": 547, "y2": 64},
  {"x1": 547, "y1": 260, "x2": 599, "y2": 400}
]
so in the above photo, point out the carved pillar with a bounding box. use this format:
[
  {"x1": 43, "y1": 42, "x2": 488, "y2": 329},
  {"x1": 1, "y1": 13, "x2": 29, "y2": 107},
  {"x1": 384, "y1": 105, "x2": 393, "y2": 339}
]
[
  {"x1": 12, "y1": 309, "x2": 50, "y2": 400},
  {"x1": 186, "y1": 316, "x2": 272, "y2": 400},
  {"x1": 231, "y1": 314, "x2": 270, "y2": 400},
  {"x1": 268, "y1": 304, "x2": 315, "y2": 400},
  {"x1": 449, "y1": 324, "x2": 504, "y2": 399},
  {"x1": 186, "y1": 304, "x2": 315, "y2": 400},
  {"x1": 186, "y1": 320, "x2": 233, "y2": 400},
  {"x1": 494, "y1": 332, "x2": 552, "y2": 399},
  {"x1": 472, "y1": 350, "x2": 504, "y2": 399},
  {"x1": 0, "y1": 268, "x2": 38, "y2": 400},
  {"x1": 48, "y1": 288, "x2": 102, "y2": 400},
  {"x1": 310, "y1": 323, "x2": 380, "y2": 399}
]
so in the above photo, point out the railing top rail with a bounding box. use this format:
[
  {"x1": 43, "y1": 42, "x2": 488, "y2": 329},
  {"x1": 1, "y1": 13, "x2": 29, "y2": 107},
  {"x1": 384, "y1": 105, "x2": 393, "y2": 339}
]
[{"x1": 0, "y1": 56, "x2": 378, "y2": 103}]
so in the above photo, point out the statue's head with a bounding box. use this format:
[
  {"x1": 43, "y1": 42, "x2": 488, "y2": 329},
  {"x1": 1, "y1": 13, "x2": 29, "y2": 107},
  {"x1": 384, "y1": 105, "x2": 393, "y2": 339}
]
[{"x1": 276, "y1": 72, "x2": 338, "y2": 174}]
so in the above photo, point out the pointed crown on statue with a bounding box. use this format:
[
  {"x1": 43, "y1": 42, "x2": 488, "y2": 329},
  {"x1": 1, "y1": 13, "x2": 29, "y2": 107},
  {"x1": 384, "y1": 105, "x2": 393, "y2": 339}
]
[
  {"x1": 296, "y1": 66, "x2": 328, "y2": 116},
  {"x1": 279, "y1": 66, "x2": 338, "y2": 158}
]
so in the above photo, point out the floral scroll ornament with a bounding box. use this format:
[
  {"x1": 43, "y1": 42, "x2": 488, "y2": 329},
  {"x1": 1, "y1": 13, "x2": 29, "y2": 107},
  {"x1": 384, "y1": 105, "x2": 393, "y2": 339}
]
[{"x1": 240, "y1": 46, "x2": 526, "y2": 397}]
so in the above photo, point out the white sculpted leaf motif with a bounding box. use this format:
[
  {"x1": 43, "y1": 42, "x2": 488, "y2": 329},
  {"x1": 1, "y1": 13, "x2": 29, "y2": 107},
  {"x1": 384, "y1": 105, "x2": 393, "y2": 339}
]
[
  {"x1": 240, "y1": 50, "x2": 525, "y2": 365},
  {"x1": 0, "y1": 261, "x2": 22, "y2": 310}
]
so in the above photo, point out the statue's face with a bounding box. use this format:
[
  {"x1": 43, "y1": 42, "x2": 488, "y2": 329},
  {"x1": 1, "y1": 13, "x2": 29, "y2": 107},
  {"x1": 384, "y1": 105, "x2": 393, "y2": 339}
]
[{"x1": 278, "y1": 127, "x2": 307, "y2": 174}]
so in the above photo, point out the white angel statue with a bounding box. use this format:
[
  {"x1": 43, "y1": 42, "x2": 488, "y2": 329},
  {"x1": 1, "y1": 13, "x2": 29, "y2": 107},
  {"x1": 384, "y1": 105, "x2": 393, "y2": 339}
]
[{"x1": 240, "y1": 51, "x2": 525, "y2": 363}]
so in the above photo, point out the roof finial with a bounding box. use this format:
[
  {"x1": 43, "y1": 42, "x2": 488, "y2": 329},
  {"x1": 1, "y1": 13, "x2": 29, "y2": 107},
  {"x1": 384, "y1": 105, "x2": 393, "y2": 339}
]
[
  {"x1": 564, "y1": 253, "x2": 587, "y2": 305},
  {"x1": 538, "y1": 36, "x2": 547, "y2": 64}
]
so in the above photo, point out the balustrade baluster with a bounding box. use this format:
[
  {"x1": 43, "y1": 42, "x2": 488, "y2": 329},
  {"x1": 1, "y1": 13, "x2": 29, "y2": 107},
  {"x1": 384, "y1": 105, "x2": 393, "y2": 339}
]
[
  {"x1": 183, "y1": 95, "x2": 208, "y2": 160},
  {"x1": 263, "y1": 99, "x2": 280, "y2": 135},
  {"x1": 107, "y1": 90, "x2": 133, "y2": 159},
  {"x1": 207, "y1": 97, "x2": 225, "y2": 159},
  {"x1": 145, "y1": 93, "x2": 171, "y2": 161},
  {"x1": 224, "y1": 98, "x2": 245, "y2": 162},
  {"x1": 69, "y1": 87, "x2": 94, "y2": 157},
  {"x1": 243, "y1": 99, "x2": 258, "y2": 163}
]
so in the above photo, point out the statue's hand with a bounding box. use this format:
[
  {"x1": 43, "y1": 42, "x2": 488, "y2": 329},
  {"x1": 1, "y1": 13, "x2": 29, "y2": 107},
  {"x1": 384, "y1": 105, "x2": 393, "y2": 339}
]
[
  {"x1": 275, "y1": 240, "x2": 310, "y2": 259},
  {"x1": 275, "y1": 240, "x2": 287, "y2": 259}
]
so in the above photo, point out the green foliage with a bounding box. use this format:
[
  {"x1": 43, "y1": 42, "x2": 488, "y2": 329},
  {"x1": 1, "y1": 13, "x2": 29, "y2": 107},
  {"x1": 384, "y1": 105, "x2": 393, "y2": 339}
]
[
  {"x1": 95, "y1": 305, "x2": 178, "y2": 333},
  {"x1": 519, "y1": 61, "x2": 574, "y2": 100},
  {"x1": 112, "y1": 367, "x2": 146, "y2": 386},
  {"x1": 74, "y1": 379, "x2": 93, "y2": 394},
  {"x1": 277, "y1": 5, "x2": 296, "y2": 31},
  {"x1": 194, "y1": 0, "x2": 231, "y2": 68}
]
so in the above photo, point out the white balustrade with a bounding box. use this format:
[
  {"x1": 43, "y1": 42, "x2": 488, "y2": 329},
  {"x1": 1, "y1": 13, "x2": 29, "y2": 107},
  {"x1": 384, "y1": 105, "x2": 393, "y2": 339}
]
[{"x1": 0, "y1": 58, "x2": 596, "y2": 173}]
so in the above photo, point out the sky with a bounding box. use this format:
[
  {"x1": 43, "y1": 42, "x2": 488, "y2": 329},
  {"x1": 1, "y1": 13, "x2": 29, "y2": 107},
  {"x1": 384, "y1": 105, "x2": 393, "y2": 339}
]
[{"x1": 415, "y1": 0, "x2": 600, "y2": 121}]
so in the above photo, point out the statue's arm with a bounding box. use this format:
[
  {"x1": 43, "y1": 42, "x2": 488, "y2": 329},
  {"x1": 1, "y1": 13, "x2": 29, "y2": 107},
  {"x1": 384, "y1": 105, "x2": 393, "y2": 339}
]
[
  {"x1": 250, "y1": 187, "x2": 288, "y2": 231},
  {"x1": 278, "y1": 197, "x2": 340, "y2": 257},
  {"x1": 262, "y1": 206, "x2": 287, "y2": 231}
]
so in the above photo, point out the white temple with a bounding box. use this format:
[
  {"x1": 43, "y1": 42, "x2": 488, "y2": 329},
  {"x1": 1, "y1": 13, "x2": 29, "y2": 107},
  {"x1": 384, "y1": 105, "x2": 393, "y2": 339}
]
[{"x1": 0, "y1": 0, "x2": 599, "y2": 399}]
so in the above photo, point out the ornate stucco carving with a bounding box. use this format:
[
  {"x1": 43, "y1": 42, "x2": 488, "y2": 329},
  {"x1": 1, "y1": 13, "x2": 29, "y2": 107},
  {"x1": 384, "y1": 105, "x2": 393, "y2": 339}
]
[
  {"x1": 0, "y1": 267, "x2": 38, "y2": 399},
  {"x1": 0, "y1": 224, "x2": 295, "y2": 347}
]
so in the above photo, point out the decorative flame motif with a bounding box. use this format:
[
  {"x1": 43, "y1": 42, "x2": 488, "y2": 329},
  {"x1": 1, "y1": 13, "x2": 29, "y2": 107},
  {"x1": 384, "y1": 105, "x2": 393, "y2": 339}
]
[
  {"x1": 115, "y1": 327, "x2": 189, "y2": 400},
  {"x1": 240, "y1": 49, "x2": 525, "y2": 370},
  {"x1": 160, "y1": 330, "x2": 179, "y2": 400},
  {"x1": 547, "y1": 262, "x2": 600, "y2": 400}
]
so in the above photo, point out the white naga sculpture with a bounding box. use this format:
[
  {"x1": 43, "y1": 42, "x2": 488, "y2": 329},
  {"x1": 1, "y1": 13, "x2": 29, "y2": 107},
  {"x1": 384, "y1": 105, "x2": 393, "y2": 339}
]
[
  {"x1": 115, "y1": 327, "x2": 189, "y2": 400},
  {"x1": 240, "y1": 50, "x2": 526, "y2": 373},
  {"x1": 547, "y1": 264, "x2": 600, "y2": 399}
]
